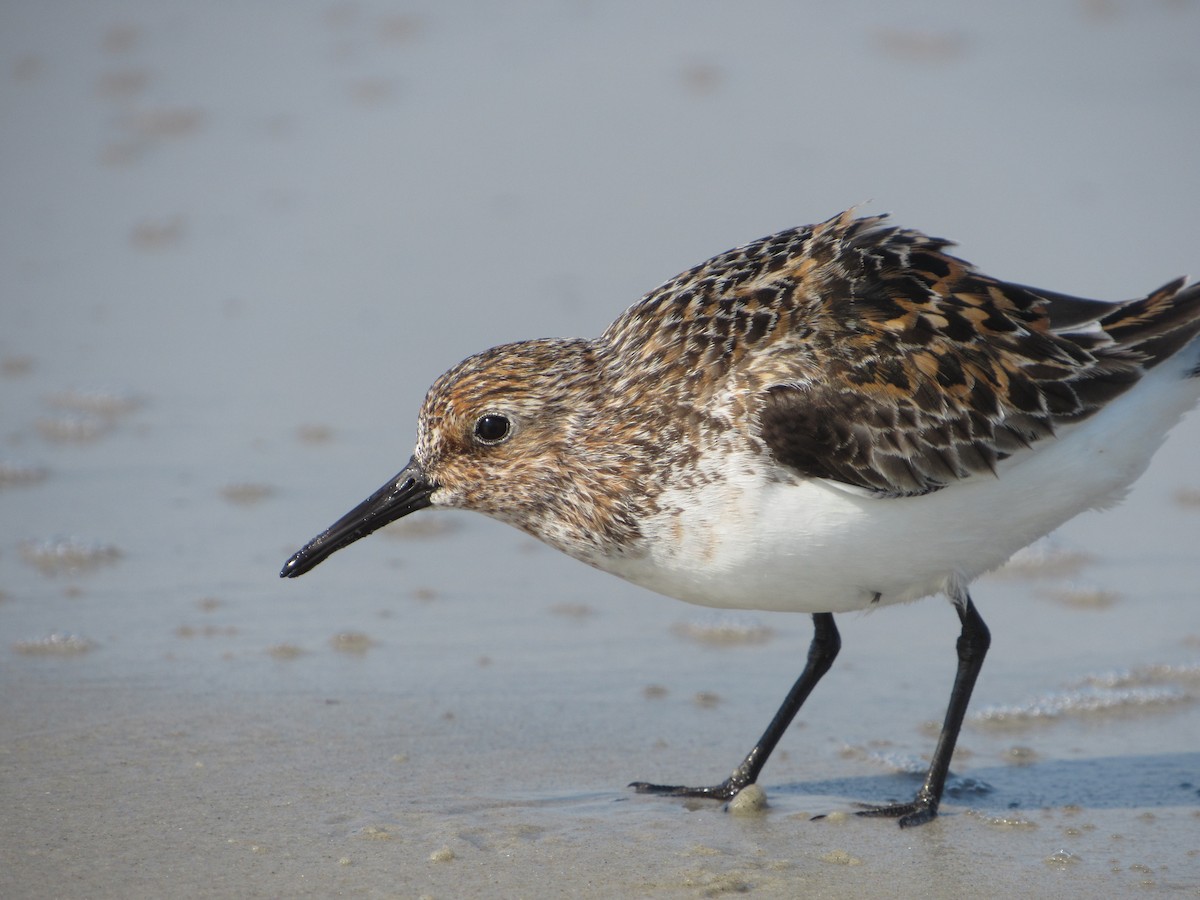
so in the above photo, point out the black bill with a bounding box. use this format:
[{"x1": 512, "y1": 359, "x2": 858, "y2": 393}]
[{"x1": 280, "y1": 457, "x2": 434, "y2": 578}]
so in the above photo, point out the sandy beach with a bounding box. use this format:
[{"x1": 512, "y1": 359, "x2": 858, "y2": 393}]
[{"x1": 2, "y1": 2, "x2": 1199, "y2": 896}]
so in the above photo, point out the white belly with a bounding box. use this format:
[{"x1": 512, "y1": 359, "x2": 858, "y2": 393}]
[{"x1": 599, "y1": 353, "x2": 1200, "y2": 614}]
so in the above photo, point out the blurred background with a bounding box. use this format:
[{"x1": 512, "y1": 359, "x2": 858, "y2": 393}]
[{"x1": 3, "y1": 2, "x2": 1199, "y2": 897}]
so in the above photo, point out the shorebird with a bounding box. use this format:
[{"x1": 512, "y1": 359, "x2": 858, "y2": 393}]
[{"x1": 282, "y1": 210, "x2": 1200, "y2": 825}]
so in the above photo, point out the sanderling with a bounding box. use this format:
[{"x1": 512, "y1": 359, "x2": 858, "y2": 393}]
[{"x1": 281, "y1": 209, "x2": 1200, "y2": 826}]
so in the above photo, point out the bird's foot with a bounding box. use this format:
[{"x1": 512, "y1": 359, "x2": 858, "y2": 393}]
[
  {"x1": 629, "y1": 777, "x2": 745, "y2": 802},
  {"x1": 855, "y1": 796, "x2": 939, "y2": 828}
]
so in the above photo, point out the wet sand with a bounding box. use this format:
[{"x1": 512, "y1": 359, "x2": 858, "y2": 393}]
[{"x1": 2, "y1": 2, "x2": 1199, "y2": 897}]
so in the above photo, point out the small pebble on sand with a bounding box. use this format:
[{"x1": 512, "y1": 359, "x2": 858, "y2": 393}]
[{"x1": 728, "y1": 783, "x2": 768, "y2": 815}]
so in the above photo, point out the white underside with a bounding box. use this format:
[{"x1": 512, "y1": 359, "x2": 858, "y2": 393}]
[{"x1": 598, "y1": 345, "x2": 1200, "y2": 614}]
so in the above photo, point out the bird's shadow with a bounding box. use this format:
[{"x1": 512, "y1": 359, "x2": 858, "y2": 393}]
[{"x1": 775, "y1": 751, "x2": 1200, "y2": 813}]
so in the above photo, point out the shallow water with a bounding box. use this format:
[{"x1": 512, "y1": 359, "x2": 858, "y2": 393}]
[{"x1": 3, "y1": 2, "x2": 1200, "y2": 897}]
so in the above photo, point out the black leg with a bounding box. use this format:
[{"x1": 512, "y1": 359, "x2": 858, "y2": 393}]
[
  {"x1": 858, "y1": 593, "x2": 991, "y2": 827},
  {"x1": 631, "y1": 612, "x2": 841, "y2": 801}
]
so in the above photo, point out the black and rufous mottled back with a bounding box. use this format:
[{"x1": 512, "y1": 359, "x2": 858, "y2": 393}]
[{"x1": 602, "y1": 209, "x2": 1200, "y2": 497}]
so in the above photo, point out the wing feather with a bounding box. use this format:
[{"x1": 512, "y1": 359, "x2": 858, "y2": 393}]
[{"x1": 602, "y1": 211, "x2": 1200, "y2": 498}]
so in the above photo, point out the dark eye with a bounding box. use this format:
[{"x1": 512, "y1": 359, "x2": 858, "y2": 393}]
[{"x1": 473, "y1": 413, "x2": 511, "y2": 445}]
